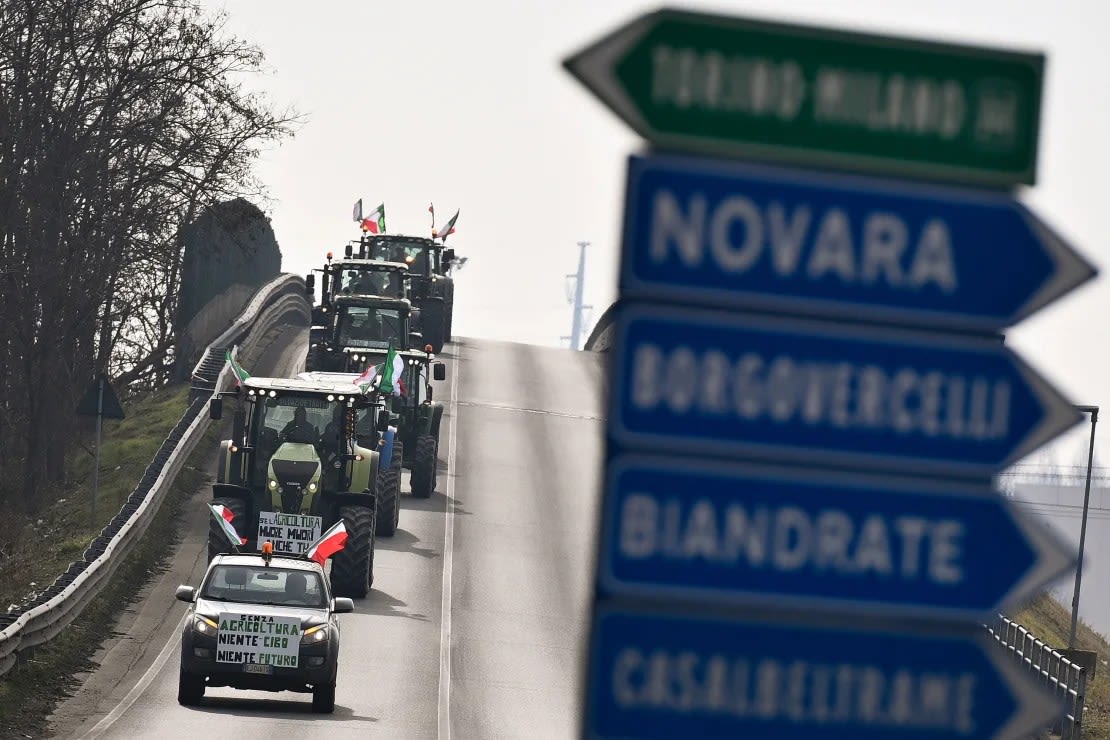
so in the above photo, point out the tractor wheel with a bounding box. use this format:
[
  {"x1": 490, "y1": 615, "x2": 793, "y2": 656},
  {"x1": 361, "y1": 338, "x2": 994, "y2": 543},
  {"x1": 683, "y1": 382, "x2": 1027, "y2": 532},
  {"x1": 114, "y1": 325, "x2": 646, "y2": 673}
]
[
  {"x1": 375, "y1": 441, "x2": 402, "y2": 537},
  {"x1": 410, "y1": 434, "x2": 437, "y2": 499},
  {"x1": 445, "y1": 296, "x2": 454, "y2": 343},
  {"x1": 421, "y1": 300, "x2": 446, "y2": 353},
  {"x1": 177, "y1": 668, "x2": 205, "y2": 706},
  {"x1": 207, "y1": 496, "x2": 247, "y2": 561},
  {"x1": 330, "y1": 504, "x2": 376, "y2": 598}
]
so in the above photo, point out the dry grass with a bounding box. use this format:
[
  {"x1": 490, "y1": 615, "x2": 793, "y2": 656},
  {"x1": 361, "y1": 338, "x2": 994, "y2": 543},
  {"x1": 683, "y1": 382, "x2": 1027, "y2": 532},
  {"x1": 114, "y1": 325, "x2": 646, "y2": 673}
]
[
  {"x1": 0, "y1": 385, "x2": 193, "y2": 611},
  {"x1": 0, "y1": 387, "x2": 222, "y2": 737},
  {"x1": 1013, "y1": 594, "x2": 1110, "y2": 738}
]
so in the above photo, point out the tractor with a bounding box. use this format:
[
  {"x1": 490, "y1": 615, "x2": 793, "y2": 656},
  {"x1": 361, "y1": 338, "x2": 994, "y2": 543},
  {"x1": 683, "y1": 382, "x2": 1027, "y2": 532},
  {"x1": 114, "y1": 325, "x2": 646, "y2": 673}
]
[
  {"x1": 350, "y1": 233, "x2": 460, "y2": 353},
  {"x1": 304, "y1": 294, "x2": 421, "y2": 374},
  {"x1": 305, "y1": 257, "x2": 410, "y2": 324},
  {"x1": 298, "y1": 370, "x2": 407, "y2": 538},
  {"x1": 206, "y1": 375, "x2": 391, "y2": 598},
  {"x1": 335, "y1": 346, "x2": 447, "y2": 500}
]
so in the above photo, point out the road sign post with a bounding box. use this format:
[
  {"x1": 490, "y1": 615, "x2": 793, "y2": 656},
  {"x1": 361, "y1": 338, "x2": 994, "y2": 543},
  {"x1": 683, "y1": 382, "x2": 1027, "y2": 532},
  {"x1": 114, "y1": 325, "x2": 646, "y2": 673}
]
[
  {"x1": 599, "y1": 456, "x2": 1075, "y2": 621},
  {"x1": 609, "y1": 302, "x2": 1080, "y2": 477},
  {"x1": 619, "y1": 153, "x2": 1095, "y2": 331},
  {"x1": 77, "y1": 374, "x2": 126, "y2": 525},
  {"x1": 586, "y1": 607, "x2": 1057, "y2": 740},
  {"x1": 565, "y1": 7, "x2": 1093, "y2": 739},
  {"x1": 564, "y1": 8, "x2": 1045, "y2": 186}
]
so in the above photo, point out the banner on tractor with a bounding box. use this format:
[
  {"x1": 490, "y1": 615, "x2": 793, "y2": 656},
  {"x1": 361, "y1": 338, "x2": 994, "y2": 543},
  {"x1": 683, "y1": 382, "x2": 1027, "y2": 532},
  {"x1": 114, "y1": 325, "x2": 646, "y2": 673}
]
[{"x1": 257, "y1": 512, "x2": 322, "y2": 556}]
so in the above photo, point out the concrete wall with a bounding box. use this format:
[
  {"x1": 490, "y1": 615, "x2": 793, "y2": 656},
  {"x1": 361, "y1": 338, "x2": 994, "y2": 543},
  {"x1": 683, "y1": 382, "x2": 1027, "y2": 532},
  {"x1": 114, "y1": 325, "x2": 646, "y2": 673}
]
[{"x1": 173, "y1": 199, "x2": 283, "y2": 380}]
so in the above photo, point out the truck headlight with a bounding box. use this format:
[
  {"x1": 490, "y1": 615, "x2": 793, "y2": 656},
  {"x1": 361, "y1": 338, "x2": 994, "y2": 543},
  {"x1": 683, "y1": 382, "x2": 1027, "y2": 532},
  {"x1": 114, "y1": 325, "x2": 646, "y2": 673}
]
[
  {"x1": 193, "y1": 615, "x2": 218, "y2": 635},
  {"x1": 303, "y1": 624, "x2": 329, "y2": 643}
]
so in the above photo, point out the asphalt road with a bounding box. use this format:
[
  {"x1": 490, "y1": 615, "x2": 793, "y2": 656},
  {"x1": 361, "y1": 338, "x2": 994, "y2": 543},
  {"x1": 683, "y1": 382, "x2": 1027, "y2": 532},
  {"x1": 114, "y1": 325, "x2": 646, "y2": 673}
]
[{"x1": 50, "y1": 333, "x2": 605, "y2": 740}]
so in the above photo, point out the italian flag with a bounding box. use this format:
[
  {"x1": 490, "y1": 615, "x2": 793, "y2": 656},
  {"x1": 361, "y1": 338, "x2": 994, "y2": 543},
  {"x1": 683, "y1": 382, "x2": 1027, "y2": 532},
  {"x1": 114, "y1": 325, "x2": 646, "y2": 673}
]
[
  {"x1": 353, "y1": 364, "x2": 375, "y2": 392},
  {"x1": 225, "y1": 346, "x2": 250, "y2": 386},
  {"x1": 306, "y1": 520, "x2": 348, "y2": 565},
  {"x1": 375, "y1": 344, "x2": 405, "y2": 396},
  {"x1": 360, "y1": 203, "x2": 386, "y2": 234},
  {"x1": 437, "y1": 208, "x2": 459, "y2": 242},
  {"x1": 209, "y1": 504, "x2": 247, "y2": 547}
]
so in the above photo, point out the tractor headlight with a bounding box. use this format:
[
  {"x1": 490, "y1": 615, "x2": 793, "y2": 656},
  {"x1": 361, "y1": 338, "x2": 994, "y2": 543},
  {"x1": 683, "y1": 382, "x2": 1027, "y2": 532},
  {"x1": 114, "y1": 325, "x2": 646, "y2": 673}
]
[
  {"x1": 268, "y1": 479, "x2": 278, "y2": 490},
  {"x1": 308, "y1": 482, "x2": 318, "y2": 493},
  {"x1": 304, "y1": 624, "x2": 329, "y2": 643},
  {"x1": 193, "y1": 615, "x2": 218, "y2": 635}
]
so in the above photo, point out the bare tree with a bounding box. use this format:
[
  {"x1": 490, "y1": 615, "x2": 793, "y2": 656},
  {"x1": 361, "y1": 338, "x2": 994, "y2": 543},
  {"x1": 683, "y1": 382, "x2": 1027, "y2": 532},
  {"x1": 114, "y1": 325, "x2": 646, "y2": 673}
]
[{"x1": 0, "y1": 0, "x2": 299, "y2": 507}]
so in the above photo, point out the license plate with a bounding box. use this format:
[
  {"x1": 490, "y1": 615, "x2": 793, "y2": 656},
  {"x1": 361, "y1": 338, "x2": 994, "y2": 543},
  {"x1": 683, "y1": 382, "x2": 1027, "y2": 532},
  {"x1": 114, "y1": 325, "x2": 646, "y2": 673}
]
[{"x1": 243, "y1": 663, "x2": 272, "y2": 675}]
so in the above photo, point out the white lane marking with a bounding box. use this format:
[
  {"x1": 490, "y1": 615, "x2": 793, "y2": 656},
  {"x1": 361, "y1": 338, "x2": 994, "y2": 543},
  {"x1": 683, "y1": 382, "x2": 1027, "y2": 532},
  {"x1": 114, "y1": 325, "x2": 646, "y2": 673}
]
[
  {"x1": 76, "y1": 613, "x2": 187, "y2": 740},
  {"x1": 438, "y1": 351, "x2": 460, "y2": 740},
  {"x1": 456, "y1": 400, "x2": 603, "y2": 422}
]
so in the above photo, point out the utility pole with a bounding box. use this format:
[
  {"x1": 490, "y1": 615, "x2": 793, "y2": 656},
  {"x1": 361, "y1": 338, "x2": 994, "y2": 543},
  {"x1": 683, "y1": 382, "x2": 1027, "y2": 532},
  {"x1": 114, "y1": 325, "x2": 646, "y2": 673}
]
[
  {"x1": 564, "y1": 240, "x2": 592, "y2": 350},
  {"x1": 1069, "y1": 404, "x2": 1099, "y2": 649}
]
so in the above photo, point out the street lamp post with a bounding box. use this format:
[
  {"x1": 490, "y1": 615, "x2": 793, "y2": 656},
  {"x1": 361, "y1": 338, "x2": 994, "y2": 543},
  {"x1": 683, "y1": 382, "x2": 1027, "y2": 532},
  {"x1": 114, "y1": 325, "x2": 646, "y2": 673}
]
[{"x1": 1069, "y1": 404, "x2": 1099, "y2": 650}]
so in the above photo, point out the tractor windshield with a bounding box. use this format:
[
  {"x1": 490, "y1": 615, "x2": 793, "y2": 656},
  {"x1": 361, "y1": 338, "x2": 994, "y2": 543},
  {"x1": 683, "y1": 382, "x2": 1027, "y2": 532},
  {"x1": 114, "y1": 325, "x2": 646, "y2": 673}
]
[
  {"x1": 248, "y1": 394, "x2": 346, "y2": 482},
  {"x1": 338, "y1": 268, "x2": 405, "y2": 298},
  {"x1": 337, "y1": 306, "x2": 404, "y2": 348},
  {"x1": 369, "y1": 241, "x2": 434, "y2": 276}
]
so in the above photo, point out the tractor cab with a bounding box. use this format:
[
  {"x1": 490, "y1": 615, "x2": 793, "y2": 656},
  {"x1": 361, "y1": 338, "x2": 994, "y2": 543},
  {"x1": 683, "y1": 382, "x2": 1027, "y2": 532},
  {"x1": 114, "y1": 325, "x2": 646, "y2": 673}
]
[
  {"x1": 344, "y1": 347, "x2": 447, "y2": 499},
  {"x1": 332, "y1": 260, "x2": 410, "y2": 299},
  {"x1": 305, "y1": 295, "x2": 420, "y2": 373},
  {"x1": 211, "y1": 377, "x2": 386, "y2": 514}
]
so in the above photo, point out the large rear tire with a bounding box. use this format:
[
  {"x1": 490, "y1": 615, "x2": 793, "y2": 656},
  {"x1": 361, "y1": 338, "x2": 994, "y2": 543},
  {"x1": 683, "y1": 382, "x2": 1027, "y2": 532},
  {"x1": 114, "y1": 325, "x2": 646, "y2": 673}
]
[
  {"x1": 410, "y1": 434, "x2": 437, "y2": 499},
  {"x1": 420, "y1": 299, "x2": 446, "y2": 353},
  {"x1": 375, "y1": 441, "x2": 402, "y2": 536},
  {"x1": 207, "y1": 496, "x2": 247, "y2": 561},
  {"x1": 177, "y1": 668, "x2": 205, "y2": 706},
  {"x1": 330, "y1": 504, "x2": 376, "y2": 598}
]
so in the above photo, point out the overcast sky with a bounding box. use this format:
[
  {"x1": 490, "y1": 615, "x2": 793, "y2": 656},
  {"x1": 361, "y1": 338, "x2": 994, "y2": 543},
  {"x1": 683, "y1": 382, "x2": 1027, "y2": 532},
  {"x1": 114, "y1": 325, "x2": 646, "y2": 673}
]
[{"x1": 200, "y1": 0, "x2": 1110, "y2": 465}]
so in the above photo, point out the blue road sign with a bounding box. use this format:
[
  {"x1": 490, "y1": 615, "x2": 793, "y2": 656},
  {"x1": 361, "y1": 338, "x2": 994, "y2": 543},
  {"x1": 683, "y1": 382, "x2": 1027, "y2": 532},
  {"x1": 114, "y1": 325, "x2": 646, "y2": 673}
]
[
  {"x1": 585, "y1": 606, "x2": 1056, "y2": 740},
  {"x1": 599, "y1": 455, "x2": 1076, "y2": 621},
  {"x1": 609, "y1": 301, "x2": 1081, "y2": 477},
  {"x1": 620, "y1": 153, "x2": 1096, "y2": 333}
]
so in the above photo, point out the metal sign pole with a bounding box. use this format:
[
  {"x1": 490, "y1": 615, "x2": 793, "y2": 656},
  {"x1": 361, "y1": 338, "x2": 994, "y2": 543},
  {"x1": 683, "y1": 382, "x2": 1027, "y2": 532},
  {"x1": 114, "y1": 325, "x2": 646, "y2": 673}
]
[
  {"x1": 1069, "y1": 404, "x2": 1099, "y2": 649},
  {"x1": 92, "y1": 376, "x2": 103, "y2": 526}
]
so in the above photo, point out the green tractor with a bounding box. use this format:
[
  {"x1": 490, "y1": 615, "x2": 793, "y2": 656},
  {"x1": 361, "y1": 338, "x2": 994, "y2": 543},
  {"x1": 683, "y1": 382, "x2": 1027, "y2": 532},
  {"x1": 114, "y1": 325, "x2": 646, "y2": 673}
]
[
  {"x1": 207, "y1": 374, "x2": 391, "y2": 598},
  {"x1": 343, "y1": 346, "x2": 447, "y2": 499},
  {"x1": 304, "y1": 294, "x2": 421, "y2": 373}
]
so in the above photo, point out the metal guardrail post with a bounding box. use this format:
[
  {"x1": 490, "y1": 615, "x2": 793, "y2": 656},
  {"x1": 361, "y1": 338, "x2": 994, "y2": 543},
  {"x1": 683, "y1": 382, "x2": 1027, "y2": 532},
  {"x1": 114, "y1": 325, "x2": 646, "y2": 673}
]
[{"x1": 988, "y1": 613, "x2": 1087, "y2": 739}]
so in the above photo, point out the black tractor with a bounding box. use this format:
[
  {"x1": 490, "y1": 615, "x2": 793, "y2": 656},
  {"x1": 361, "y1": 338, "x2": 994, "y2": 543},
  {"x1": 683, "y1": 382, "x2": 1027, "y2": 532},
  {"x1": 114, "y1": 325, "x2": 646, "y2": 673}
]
[
  {"x1": 355, "y1": 234, "x2": 459, "y2": 353},
  {"x1": 354, "y1": 347, "x2": 447, "y2": 499},
  {"x1": 304, "y1": 294, "x2": 421, "y2": 374}
]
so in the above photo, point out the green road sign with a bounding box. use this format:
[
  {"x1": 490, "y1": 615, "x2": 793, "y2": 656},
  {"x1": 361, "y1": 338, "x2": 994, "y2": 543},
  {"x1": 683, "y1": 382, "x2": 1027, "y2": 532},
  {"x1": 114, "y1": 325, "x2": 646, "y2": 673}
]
[{"x1": 563, "y1": 9, "x2": 1045, "y2": 186}]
